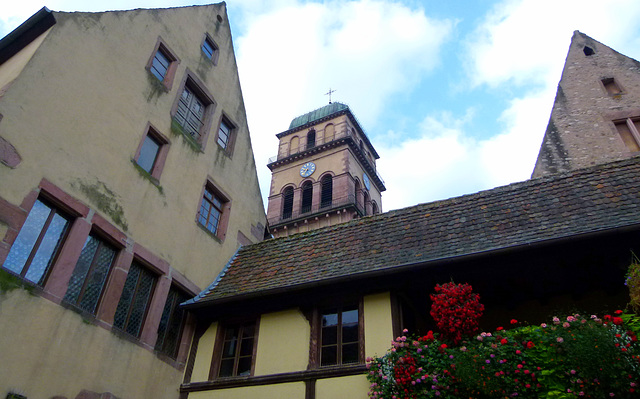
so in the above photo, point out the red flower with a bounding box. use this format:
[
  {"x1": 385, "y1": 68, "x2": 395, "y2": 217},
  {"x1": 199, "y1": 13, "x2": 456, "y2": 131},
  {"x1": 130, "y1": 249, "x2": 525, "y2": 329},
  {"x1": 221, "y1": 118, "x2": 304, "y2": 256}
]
[
  {"x1": 615, "y1": 310, "x2": 623, "y2": 315},
  {"x1": 511, "y1": 319, "x2": 518, "y2": 324},
  {"x1": 500, "y1": 338, "x2": 508, "y2": 345},
  {"x1": 613, "y1": 317, "x2": 624, "y2": 325},
  {"x1": 441, "y1": 343, "x2": 448, "y2": 349},
  {"x1": 527, "y1": 341, "x2": 535, "y2": 349},
  {"x1": 496, "y1": 326, "x2": 504, "y2": 331}
]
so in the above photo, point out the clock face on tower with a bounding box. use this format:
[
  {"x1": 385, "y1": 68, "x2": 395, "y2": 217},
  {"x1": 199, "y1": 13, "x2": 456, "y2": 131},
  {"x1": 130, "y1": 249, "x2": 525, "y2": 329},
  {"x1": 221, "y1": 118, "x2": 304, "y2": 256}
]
[{"x1": 300, "y1": 162, "x2": 316, "y2": 177}]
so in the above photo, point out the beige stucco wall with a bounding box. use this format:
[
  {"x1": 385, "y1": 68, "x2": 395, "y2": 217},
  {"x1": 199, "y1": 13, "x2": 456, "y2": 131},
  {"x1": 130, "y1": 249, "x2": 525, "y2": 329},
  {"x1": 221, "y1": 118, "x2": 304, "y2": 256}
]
[
  {"x1": 364, "y1": 292, "x2": 394, "y2": 358},
  {"x1": 188, "y1": 382, "x2": 305, "y2": 399},
  {"x1": 190, "y1": 322, "x2": 219, "y2": 382},
  {"x1": 316, "y1": 375, "x2": 370, "y2": 399},
  {"x1": 0, "y1": 28, "x2": 52, "y2": 94},
  {"x1": 0, "y1": 289, "x2": 182, "y2": 399},
  {"x1": 0, "y1": 4, "x2": 266, "y2": 399},
  {"x1": 254, "y1": 309, "x2": 310, "y2": 375}
]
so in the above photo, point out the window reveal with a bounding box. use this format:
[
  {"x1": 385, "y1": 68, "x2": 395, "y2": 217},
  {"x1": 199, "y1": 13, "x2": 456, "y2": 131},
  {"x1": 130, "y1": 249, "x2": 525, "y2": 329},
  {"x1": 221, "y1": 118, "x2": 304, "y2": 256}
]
[
  {"x1": 2, "y1": 199, "x2": 70, "y2": 285},
  {"x1": 320, "y1": 306, "x2": 360, "y2": 366},
  {"x1": 137, "y1": 134, "x2": 161, "y2": 173},
  {"x1": 614, "y1": 117, "x2": 640, "y2": 152},
  {"x1": 175, "y1": 86, "x2": 206, "y2": 140},
  {"x1": 151, "y1": 47, "x2": 171, "y2": 81},
  {"x1": 218, "y1": 322, "x2": 256, "y2": 377},
  {"x1": 155, "y1": 286, "x2": 189, "y2": 359},
  {"x1": 217, "y1": 118, "x2": 232, "y2": 149},
  {"x1": 64, "y1": 235, "x2": 116, "y2": 314},
  {"x1": 113, "y1": 262, "x2": 156, "y2": 337},
  {"x1": 202, "y1": 36, "x2": 218, "y2": 62}
]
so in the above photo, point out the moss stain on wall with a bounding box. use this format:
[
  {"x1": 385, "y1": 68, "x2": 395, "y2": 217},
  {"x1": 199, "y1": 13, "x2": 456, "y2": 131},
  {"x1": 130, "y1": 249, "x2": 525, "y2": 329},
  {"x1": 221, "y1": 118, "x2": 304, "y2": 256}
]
[{"x1": 72, "y1": 179, "x2": 129, "y2": 231}]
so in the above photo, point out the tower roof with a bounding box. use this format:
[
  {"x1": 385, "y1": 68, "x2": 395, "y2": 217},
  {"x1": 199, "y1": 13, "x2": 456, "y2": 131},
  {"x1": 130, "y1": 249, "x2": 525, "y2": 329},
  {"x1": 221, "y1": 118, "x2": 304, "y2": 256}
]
[{"x1": 288, "y1": 102, "x2": 349, "y2": 129}]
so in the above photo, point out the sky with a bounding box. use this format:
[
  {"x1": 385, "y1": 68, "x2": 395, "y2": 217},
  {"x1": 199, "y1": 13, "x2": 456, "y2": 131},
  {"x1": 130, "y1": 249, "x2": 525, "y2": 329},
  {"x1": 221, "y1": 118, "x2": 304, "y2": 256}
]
[{"x1": 2, "y1": 0, "x2": 640, "y2": 211}]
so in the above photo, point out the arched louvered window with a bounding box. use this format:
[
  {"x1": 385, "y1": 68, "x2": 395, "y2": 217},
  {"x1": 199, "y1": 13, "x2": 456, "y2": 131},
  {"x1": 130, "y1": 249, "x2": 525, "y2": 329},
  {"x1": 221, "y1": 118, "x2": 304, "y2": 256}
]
[
  {"x1": 306, "y1": 130, "x2": 316, "y2": 150},
  {"x1": 301, "y1": 181, "x2": 313, "y2": 214},
  {"x1": 372, "y1": 201, "x2": 379, "y2": 215},
  {"x1": 320, "y1": 175, "x2": 333, "y2": 209},
  {"x1": 363, "y1": 192, "x2": 369, "y2": 216},
  {"x1": 282, "y1": 187, "x2": 294, "y2": 219},
  {"x1": 354, "y1": 180, "x2": 361, "y2": 211}
]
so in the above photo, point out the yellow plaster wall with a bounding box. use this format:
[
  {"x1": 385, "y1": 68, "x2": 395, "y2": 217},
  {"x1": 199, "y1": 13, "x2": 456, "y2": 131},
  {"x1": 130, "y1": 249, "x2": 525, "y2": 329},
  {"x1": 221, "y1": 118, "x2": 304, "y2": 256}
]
[
  {"x1": 188, "y1": 382, "x2": 305, "y2": 399},
  {"x1": 0, "y1": 289, "x2": 183, "y2": 399},
  {"x1": 316, "y1": 375, "x2": 370, "y2": 399},
  {"x1": 364, "y1": 292, "x2": 394, "y2": 358},
  {"x1": 0, "y1": 4, "x2": 266, "y2": 289},
  {"x1": 190, "y1": 322, "x2": 218, "y2": 382},
  {"x1": 0, "y1": 28, "x2": 52, "y2": 93},
  {"x1": 254, "y1": 309, "x2": 310, "y2": 375}
]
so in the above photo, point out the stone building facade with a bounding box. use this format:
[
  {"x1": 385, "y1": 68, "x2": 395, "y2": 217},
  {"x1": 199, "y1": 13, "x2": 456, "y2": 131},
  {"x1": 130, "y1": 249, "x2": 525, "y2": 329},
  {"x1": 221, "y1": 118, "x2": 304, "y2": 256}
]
[
  {"x1": 0, "y1": 4, "x2": 265, "y2": 399},
  {"x1": 533, "y1": 31, "x2": 640, "y2": 177}
]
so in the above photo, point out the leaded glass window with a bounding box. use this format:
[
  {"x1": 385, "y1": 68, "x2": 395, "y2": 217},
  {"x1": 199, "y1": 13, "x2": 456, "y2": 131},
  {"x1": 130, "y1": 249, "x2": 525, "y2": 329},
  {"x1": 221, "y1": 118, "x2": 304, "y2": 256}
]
[
  {"x1": 64, "y1": 235, "x2": 116, "y2": 314},
  {"x1": 113, "y1": 262, "x2": 156, "y2": 337},
  {"x1": 155, "y1": 286, "x2": 189, "y2": 358},
  {"x1": 218, "y1": 322, "x2": 256, "y2": 377},
  {"x1": 3, "y1": 200, "x2": 70, "y2": 285},
  {"x1": 2, "y1": 199, "x2": 70, "y2": 285},
  {"x1": 320, "y1": 306, "x2": 360, "y2": 366}
]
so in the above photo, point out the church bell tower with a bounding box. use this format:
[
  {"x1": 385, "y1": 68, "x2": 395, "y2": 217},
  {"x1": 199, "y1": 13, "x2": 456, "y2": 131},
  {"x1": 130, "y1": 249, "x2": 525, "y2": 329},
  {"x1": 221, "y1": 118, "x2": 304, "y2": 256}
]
[{"x1": 266, "y1": 102, "x2": 385, "y2": 237}]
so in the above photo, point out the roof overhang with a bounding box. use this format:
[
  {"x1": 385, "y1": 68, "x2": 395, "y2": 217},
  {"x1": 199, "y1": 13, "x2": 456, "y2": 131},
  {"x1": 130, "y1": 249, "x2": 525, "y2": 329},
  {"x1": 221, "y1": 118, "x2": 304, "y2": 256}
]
[{"x1": 0, "y1": 7, "x2": 56, "y2": 66}]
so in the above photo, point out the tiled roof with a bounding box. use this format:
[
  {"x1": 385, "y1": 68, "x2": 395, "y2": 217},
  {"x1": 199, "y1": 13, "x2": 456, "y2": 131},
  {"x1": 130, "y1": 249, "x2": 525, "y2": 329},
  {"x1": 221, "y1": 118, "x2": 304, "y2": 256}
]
[{"x1": 191, "y1": 156, "x2": 640, "y2": 306}]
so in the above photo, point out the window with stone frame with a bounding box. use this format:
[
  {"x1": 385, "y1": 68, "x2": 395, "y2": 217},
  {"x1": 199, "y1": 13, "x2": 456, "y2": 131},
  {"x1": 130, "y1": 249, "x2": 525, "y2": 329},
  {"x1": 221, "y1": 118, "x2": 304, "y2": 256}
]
[
  {"x1": 320, "y1": 175, "x2": 333, "y2": 209},
  {"x1": 301, "y1": 181, "x2": 313, "y2": 214},
  {"x1": 2, "y1": 198, "x2": 71, "y2": 286},
  {"x1": 113, "y1": 261, "x2": 157, "y2": 338},
  {"x1": 63, "y1": 234, "x2": 117, "y2": 314},
  {"x1": 614, "y1": 117, "x2": 640, "y2": 152},
  {"x1": 134, "y1": 124, "x2": 170, "y2": 179},
  {"x1": 155, "y1": 285, "x2": 190, "y2": 359},
  {"x1": 216, "y1": 116, "x2": 236, "y2": 154},
  {"x1": 319, "y1": 305, "x2": 362, "y2": 366},
  {"x1": 147, "y1": 38, "x2": 179, "y2": 90},
  {"x1": 201, "y1": 34, "x2": 219, "y2": 65},
  {"x1": 198, "y1": 187, "x2": 224, "y2": 235},
  {"x1": 172, "y1": 74, "x2": 215, "y2": 147},
  {"x1": 211, "y1": 320, "x2": 258, "y2": 378}
]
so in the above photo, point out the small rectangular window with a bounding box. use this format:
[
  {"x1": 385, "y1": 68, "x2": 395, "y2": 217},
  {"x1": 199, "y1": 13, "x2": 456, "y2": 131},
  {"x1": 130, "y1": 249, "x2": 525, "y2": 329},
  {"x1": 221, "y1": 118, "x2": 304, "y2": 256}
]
[
  {"x1": 147, "y1": 38, "x2": 179, "y2": 90},
  {"x1": 113, "y1": 262, "x2": 157, "y2": 338},
  {"x1": 320, "y1": 306, "x2": 360, "y2": 366},
  {"x1": 134, "y1": 124, "x2": 170, "y2": 179},
  {"x1": 201, "y1": 36, "x2": 218, "y2": 64},
  {"x1": 199, "y1": 187, "x2": 224, "y2": 235},
  {"x1": 614, "y1": 117, "x2": 640, "y2": 152},
  {"x1": 218, "y1": 322, "x2": 257, "y2": 377},
  {"x1": 2, "y1": 199, "x2": 70, "y2": 285},
  {"x1": 64, "y1": 234, "x2": 116, "y2": 314},
  {"x1": 602, "y1": 78, "x2": 622, "y2": 96},
  {"x1": 155, "y1": 286, "x2": 189, "y2": 359},
  {"x1": 217, "y1": 118, "x2": 234, "y2": 150}
]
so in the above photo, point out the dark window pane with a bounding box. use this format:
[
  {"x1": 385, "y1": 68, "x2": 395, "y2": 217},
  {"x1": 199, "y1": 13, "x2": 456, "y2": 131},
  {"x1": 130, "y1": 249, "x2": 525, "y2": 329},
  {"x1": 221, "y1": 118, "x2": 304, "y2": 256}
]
[
  {"x1": 223, "y1": 338, "x2": 237, "y2": 357},
  {"x1": 282, "y1": 187, "x2": 294, "y2": 219},
  {"x1": 219, "y1": 359, "x2": 235, "y2": 377},
  {"x1": 237, "y1": 357, "x2": 252, "y2": 376},
  {"x1": 342, "y1": 343, "x2": 359, "y2": 364},
  {"x1": 240, "y1": 338, "x2": 254, "y2": 356},
  {"x1": 137, "y1": 135, "x2": 161, "y2": 173},
  {"x1": 343, "y1": 324, "x2": 359, "y2": 343},
  {"x1": 155, "y1": 287, "x2": 189, "y2": 358},
  {"x1": 113, "y1": 262, "x2": 156, "y2": 337},
  {"x1": 301, "y1": 182, "x2": 313, "y2": 213},
  {"x1": 322, "y1": 326, "x2": 337, "y2": 345},
  {"x1": 321, "y1": 345, "x2": 337, "y2": 366},
  {"x1": 64, "y1": 236, "x2": 116, "y2": 314}
]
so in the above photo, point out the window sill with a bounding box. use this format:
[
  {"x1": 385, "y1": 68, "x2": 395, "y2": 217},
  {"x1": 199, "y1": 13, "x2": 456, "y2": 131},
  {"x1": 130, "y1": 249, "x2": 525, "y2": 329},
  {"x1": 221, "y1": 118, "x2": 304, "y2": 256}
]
[
  {"x1": 171, "y1": 119, "x2": 204, "y2": 153},
  {"x1": 130, "y1": 159, "x2": 164, "y2": 194},
  {"x1": 196, "y1": 221, "x2": 223, "y2": 243}
]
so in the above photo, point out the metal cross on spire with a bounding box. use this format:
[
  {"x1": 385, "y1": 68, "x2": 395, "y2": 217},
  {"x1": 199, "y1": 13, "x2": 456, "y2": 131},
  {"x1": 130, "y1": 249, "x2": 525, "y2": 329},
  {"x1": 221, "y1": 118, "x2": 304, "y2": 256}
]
[{"x1": 325, "y1": 88, "x2": 336, "y2": 104}]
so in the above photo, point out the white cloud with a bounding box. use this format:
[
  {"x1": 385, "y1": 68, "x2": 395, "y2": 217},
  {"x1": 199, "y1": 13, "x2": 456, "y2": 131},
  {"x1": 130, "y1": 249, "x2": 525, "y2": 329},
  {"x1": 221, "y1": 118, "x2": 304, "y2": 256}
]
[
  {"x1": 466, "y1": 0, "x2": 640, "y2": 89},
  {"x1": 235, "y1": 0, "x2": 454, "y2": 202}
]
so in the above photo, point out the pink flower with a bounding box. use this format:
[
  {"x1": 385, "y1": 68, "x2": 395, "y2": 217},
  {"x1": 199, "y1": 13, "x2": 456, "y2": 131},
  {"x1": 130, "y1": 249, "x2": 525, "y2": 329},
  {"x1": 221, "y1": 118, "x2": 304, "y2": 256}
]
[
  {"x1": 557, "y1": 337, "x2": 564, "y2": 343},
  {"x1": 563, "y1": 322, "x2": 570, "y2": 328},
  {"x1": 567, "y1": 316, "x2": 576, "y2": 322},
  {"x1": 403, "y1": 328, "x2": 409, "y2": 333},
  {"x1": 541, "y1": 323, "x2": 547, "y2": 328},
  {"x1": 553, "y1": 316, "x2": 560, "y2": 325},
  {"x1": 570, "y1": 370, "x2": 576, "y2": 375}
]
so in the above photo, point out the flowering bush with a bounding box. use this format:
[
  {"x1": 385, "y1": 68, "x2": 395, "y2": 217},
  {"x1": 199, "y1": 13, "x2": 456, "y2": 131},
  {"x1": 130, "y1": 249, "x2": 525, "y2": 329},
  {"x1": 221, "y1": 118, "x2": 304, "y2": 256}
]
[
  {"x1": 367, "y1": 313, "x2": 640, "y2": 398},
  {"x1": 627, "y1": 258, "x2": 640, "y2": 313},
  {"x1": 430, "y1": 282, "x2": 484, "y2": 344}
]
